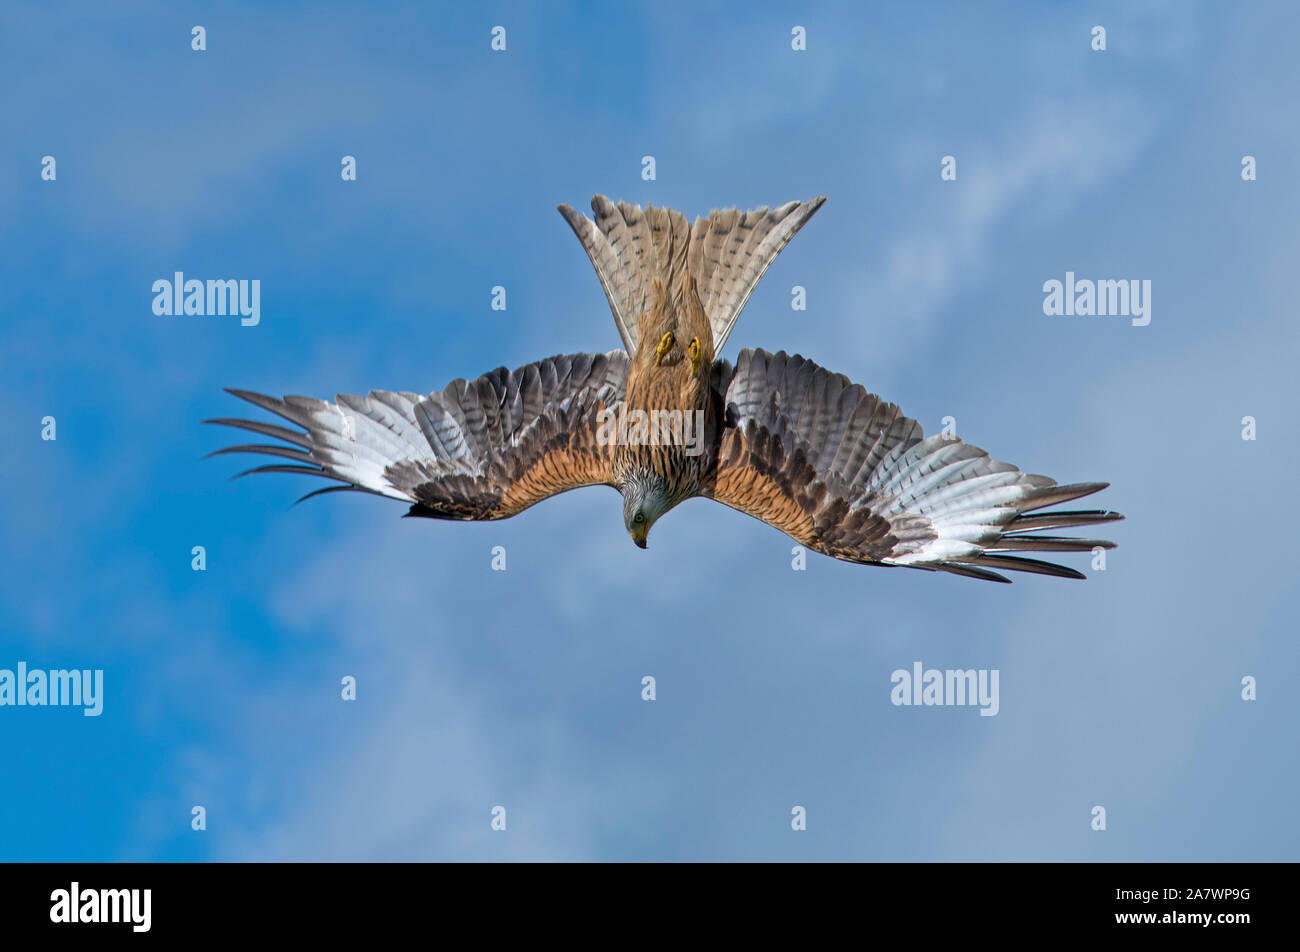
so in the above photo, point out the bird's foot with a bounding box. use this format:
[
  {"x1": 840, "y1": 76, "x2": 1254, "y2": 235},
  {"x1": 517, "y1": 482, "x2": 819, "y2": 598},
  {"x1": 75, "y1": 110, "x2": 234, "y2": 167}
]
[{"x1": 655, "y1": 331, "x2": 674, "y2": 366}]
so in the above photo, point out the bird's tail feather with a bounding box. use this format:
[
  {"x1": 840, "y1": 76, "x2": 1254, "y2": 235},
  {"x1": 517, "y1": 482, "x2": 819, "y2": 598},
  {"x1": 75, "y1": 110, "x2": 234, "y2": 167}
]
[
  {"x1": 558, "y1": 195, "x2": 825, "y2": 354},
  {"x1": 685, "y1": 197, "x2": 825, "y2": 352}
]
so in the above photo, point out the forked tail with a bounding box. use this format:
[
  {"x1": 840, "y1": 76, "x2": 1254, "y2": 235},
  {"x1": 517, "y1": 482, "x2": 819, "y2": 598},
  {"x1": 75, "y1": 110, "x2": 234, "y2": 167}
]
[{"x1": 558, "y1": 195, "x2": 825, "y2": 354}]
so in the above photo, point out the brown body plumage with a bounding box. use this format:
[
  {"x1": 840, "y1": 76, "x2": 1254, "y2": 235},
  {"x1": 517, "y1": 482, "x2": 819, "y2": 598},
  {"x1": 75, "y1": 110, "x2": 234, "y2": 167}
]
[{"x1": 615, "y1": 272, "x2": 717, "y2": 545}]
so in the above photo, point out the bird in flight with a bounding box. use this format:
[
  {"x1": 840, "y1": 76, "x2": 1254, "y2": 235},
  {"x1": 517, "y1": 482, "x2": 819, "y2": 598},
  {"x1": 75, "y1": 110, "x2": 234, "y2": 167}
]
[{"x1": 207, "y1": 195, "x2": 1121, "y2": 582}]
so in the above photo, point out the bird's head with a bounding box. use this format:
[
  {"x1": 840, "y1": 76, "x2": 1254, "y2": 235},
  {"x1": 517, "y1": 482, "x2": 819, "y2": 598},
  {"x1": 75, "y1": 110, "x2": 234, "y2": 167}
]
[{"x1": 622, "y1": 472, "x2": 672, "y2": 549}]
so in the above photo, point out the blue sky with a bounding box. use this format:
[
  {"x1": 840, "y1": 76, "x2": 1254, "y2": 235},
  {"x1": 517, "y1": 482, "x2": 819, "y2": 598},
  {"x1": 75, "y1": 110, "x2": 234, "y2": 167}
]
[{"x1": 1, "y1": 0, "x2": 1296, "y2": 861}]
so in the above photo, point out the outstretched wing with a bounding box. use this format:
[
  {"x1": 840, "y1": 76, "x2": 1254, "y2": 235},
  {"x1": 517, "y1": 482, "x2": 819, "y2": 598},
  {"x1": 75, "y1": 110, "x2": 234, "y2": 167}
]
[
  {"x1": 205, "y1": 351, "x2": 630, "y2": 520},
  {"x1": 702, "y1": 349, "x2": 1123, "y2": 582}
]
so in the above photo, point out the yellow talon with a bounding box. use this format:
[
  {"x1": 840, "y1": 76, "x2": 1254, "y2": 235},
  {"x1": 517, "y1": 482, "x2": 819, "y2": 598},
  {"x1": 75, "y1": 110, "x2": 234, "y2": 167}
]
[
  {"x1": 688, "y1": 336, "x2": 701, "y2": 373},
  {"x1": 655, "y1": 331, "x2": 674, "y2": 366}
]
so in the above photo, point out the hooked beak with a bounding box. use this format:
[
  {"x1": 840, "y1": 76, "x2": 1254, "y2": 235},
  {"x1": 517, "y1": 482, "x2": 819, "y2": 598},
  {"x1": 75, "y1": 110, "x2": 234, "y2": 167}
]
[{"x1": 630, "y1": 525, "x2": 648, "y2": 549}]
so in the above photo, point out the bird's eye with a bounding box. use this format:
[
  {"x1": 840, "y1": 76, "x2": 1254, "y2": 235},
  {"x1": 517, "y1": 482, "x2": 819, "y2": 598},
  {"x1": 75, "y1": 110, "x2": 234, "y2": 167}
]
[{"x1": 634, "y1": 512, "x2": 646, "y2": 524}]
